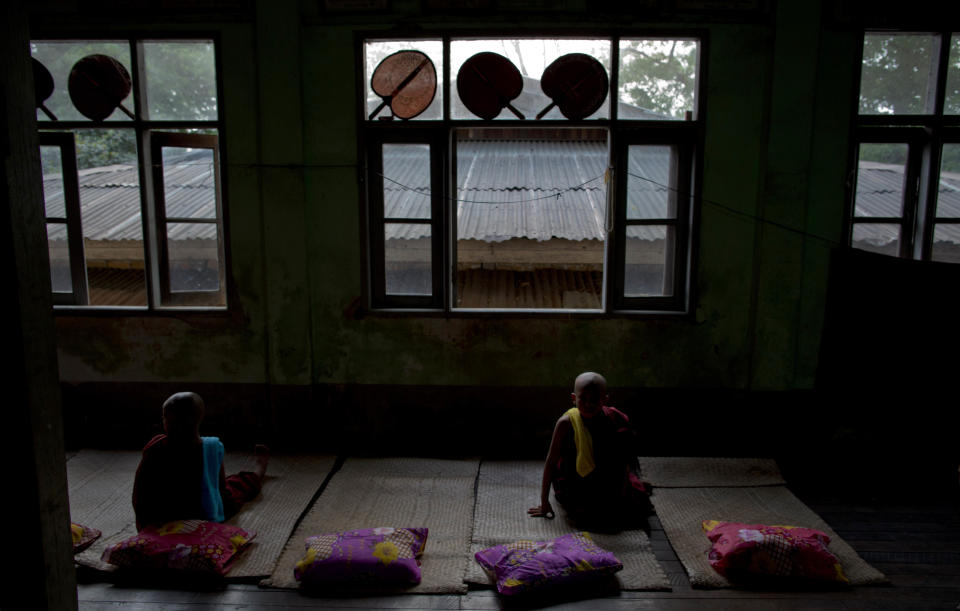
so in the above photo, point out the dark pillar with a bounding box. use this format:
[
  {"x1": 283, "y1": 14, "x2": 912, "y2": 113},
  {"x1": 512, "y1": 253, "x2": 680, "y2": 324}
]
[{"x1": 0, "y1": 2, "x2": 78, "y2": 609}]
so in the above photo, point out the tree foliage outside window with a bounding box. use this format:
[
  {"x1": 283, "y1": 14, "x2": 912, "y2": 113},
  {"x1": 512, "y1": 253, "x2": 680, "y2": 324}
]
[
  {"x1": 859, "y1": 33, "x2": 941, "y2": 115},
  {"x1": 618, "y1": 39, "x2": 698, "y2": 119},
  {"x1": 142, "y1": 41, "x2": 218, "y2": 121}
]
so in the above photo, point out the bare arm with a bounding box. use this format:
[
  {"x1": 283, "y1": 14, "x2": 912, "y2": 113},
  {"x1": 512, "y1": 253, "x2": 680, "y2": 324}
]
[{"x1": 528, "y1": 416, "x2": 570, "y2": 518}]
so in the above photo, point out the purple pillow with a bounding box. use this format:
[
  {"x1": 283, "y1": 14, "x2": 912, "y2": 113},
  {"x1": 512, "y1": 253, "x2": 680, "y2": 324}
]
[
  {"x1": 475, "y1": 532, "x2": 623, "y2": 595},
  {"x1": 294, "y1": 527, "x2": 428, "y2": 587}
]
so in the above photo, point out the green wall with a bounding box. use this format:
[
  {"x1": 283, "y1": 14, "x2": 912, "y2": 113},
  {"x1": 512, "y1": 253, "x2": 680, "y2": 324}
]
[{"x1": 44, "y1": 0, "x2": 861, "y2": 405}]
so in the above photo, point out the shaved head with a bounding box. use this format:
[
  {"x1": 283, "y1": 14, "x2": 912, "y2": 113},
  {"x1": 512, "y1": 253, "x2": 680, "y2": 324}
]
[
  {"x1": 572, "y1": 372, "x2": 607, "y2": 418},
  {"x1": 162, "y1": 391, "x2": 204, "y2": 438},
  {"x1": 574, "y1": 372, "x2": 607, "y2": 398}
]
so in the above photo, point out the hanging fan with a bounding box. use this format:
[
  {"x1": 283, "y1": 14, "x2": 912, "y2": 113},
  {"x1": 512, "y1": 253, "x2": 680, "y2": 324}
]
[
  {"x1": 69, "y1": 54, "x2": 135, "y2": 121},
  {"x1": 457, "y1": 52, "x2": 525, "y2": 120},
  {"x1": 536, "y1": 53, "x2": 608, "y2": 120},
  {"x1": 368, "y1": 50, "x2": 437, "y2": 120}
]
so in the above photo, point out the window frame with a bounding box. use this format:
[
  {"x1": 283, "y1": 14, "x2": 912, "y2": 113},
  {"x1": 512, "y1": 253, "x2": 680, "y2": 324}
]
[
  {"x1": 850, "y1": 30, "x2": 960, "y2": 262},
  {"x1": 610, "y1": 126, "x2": 697, "y2": 312},
  {"x1": 359, "y1": 32, "x2": 703, "y2": 315},
  {"x1": 151, "y1": 131, "x2": 227, "y2": 307},
  {"x1": 366, "y1": 129, "x2": 447, "y2": 310},
  {"x1": 38, "y1": 131, "x2": 88, "y2": 306},
  {"x1": 32, "y1": 35, "x2": 228, "y2": 312}
]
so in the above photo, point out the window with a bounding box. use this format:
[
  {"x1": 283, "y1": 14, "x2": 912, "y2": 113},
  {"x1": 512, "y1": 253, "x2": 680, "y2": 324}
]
[
  {"x1": 32, "y1": 38, "x2": 226, "y2": 308},
  {"x1": 362, "y1": 36, "x2": 700, "y2": 312},
  {"x1": 851, "y1": 32, "x2": 960, "y2": 262}
]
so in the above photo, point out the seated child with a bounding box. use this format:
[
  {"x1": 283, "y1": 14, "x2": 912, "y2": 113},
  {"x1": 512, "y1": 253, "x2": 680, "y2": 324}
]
[
  {"x1": 528, "y1": 372, "x2": 651, "y2": 530},
  {"x1": 132, "y1": 391, "x2": 269, "y2": 530}
]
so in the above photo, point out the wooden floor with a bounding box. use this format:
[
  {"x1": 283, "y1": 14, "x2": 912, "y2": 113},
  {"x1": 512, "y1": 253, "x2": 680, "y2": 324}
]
[{"x1": 76, "y1": 485, "x2": 960, "y2": 610}]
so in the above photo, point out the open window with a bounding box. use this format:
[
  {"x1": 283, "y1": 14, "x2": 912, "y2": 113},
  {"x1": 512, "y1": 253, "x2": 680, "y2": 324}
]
[
  {"x1": 152, "y1": 132, "x2": 226, "y2": 307},
  {"x1": 39, "y1": 132, "x2": 88, "y2": 305},
  {"x1": 32, "y1": 38, "x2": 225, "y2": 309}
]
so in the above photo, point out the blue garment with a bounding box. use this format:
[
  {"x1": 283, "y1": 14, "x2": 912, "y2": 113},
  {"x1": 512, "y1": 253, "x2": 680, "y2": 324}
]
[{"x1": 200, "y1": 437, "x2": 225, "y2": 522}]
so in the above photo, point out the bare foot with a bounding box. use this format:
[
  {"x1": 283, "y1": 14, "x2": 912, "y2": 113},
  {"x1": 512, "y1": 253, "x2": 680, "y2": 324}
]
[{"x1": 254, "y1": 444, "x2": 270, "y2": 480}]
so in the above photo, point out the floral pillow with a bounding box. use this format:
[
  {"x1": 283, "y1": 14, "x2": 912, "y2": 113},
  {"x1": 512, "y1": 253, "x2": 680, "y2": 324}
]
[
  {"x1": 71, "y1": 523, "x2": 101, "y2": 554},
  {"x1": 702, "y1": 520, "x2": 848, "y2": 584},
  {"x1": 474, "y1": 532, "x2": 622, "y2": 596},
  {"x1": 101, "y1": 520, "x2": 255, "y2": 576},
  {"x1": 294, "y1": 527, "x2": 428, "y2": 587}
]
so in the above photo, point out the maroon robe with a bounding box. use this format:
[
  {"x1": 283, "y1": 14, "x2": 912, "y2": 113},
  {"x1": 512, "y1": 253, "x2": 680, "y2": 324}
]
[
  {"x1": 552, "y1": 406, "x2": 651, "y2": 529},
  {"x1": 132, "y1": 434, "x2": 261, "y2": 530}
]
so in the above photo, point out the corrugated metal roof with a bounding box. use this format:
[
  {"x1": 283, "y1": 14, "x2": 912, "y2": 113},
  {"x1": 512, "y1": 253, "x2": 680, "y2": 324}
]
[
  {"x1": 854, "y1": 162, "x2": 960, "y2": 246},
  {"x1": 41, "y1": 146, "x2": 960, "y2": 250},
  {"x1": 383, "y1": 139, "x2": 669, "y2": 242},
  {"x1": 42, "y1": 150, "x2": 217, "y2": 242}
]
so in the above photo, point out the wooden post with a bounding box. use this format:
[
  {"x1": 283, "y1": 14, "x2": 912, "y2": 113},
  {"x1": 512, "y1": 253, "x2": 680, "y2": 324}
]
[{"x1": 0, "y1": 2, "x2": 78, "y2": 609}]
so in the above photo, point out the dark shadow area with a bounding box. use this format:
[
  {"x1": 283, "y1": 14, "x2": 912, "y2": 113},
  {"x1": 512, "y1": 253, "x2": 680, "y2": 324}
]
[
  {"x1": 477, "y1": 576, "x2": 622, "y2": 611},
  {"x1": 76, "y1": 565, "x2": 229, "y2": 591},
  {"x1": 813, "y1": 247, "x2": 960, "y2": 502}
]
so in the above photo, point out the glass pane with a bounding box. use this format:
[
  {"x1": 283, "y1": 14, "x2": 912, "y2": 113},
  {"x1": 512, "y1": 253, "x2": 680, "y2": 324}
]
[
  {"x1": 931, "y1": 224, "x2": 960, "y2": 263},
  {"x1": 937, "y1": 143, "x2": 960, "y2": 217},
  {"x1": 31, "y1": 40, "x2": 134, "y2": 122},
  {"x1": 383, "y1": 144, "x2": 431, "y2": 220},
  {"x1": 142, "y1": 41, "x2": 218, "y2": 121},
  {"x1": 860, "y1": 33, "x2": 939, "y2": 115},
  {"x1": 47, "y1": 223, "x2": 72, "y2": 293},
  {"x1": 451, "y1": 38, "x2": 611, "y2": 121},
  {"x1": 454, "y1": 129, "x2": 606, "y2": 309},
  {"x1": 852, "y1": 223, "x2": 900, "y2": 256},
  {"x1": 74, "y1": 129, "x2": 146, "y2": 306},
  {"x1": 855, "y1": 143, "x2": 908, "y2": 217},
  {"x1": 627, "y1": 145, "x2": 676, "y2": 219},
  {"x1": 624, "y1": 225, "x2": 673, "y2": 297},
  {"x1": 365, "y1": 40, "x2": 443, "y2": 121},
  {"x1": 40, "y1": 145, "x2": 66, "y2": 218},
  {"x1": 945, "y1": 35, "x2": 960, "y2": 115},
  {"x1": 385, "y1": 223, "x2": 432, "y2": 295},
  {"x1": 167, "y1": 222, "x2": 221, "y2": 293},
  {"x1": 162, "y1": 146, "x2": 217, "y2": 219},
  {"x1": 619, "y1": 39, "x2": 698, "y2": 120}
]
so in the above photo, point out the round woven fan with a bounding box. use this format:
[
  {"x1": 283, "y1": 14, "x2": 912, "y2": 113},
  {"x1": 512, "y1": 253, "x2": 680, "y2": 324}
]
[
  {"x1": 536, "y1": 53, "x2": 608, "y2": 120},
  {"x1": 457, "y1": 52, "x2": 525, "y2": 120},
  {"x1": 69, "y1": 54, "x2": 135, "y2": 121},
  {"x1": 369, "y1": 50, "x2": 437, "y2": 120}
]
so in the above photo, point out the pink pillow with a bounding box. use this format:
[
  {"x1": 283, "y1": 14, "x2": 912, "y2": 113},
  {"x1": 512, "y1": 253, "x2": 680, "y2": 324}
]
[
  {"x1": 294, "y1": 527, "x2": 428, "y2": 587},
  {"x1": 101, "y1": 520, "x2": 255, "y2": 576},
  {"x1": 702, "y1": 520, "x2": 848, "y2": 584},
  {"x1": 474, "y1": 532, "x2": 622, "y2": 595},
  {"x1": 71, "y1": 523, "x2": 101, "y2": 554}
]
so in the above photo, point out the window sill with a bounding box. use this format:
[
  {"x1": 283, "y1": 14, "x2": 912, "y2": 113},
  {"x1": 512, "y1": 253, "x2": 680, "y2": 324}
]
[
  {"x1": 353, "y1": 306, "x2": 691, "y2": 320},
  {"x1": 53, "y1": 305, "x2": 229, "y2": 317}
]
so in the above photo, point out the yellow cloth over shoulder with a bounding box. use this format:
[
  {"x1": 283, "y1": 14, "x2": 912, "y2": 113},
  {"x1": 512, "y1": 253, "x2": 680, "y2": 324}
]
[{"x1": 565, "y1": 407, "x2": 595, "y2": 477}]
